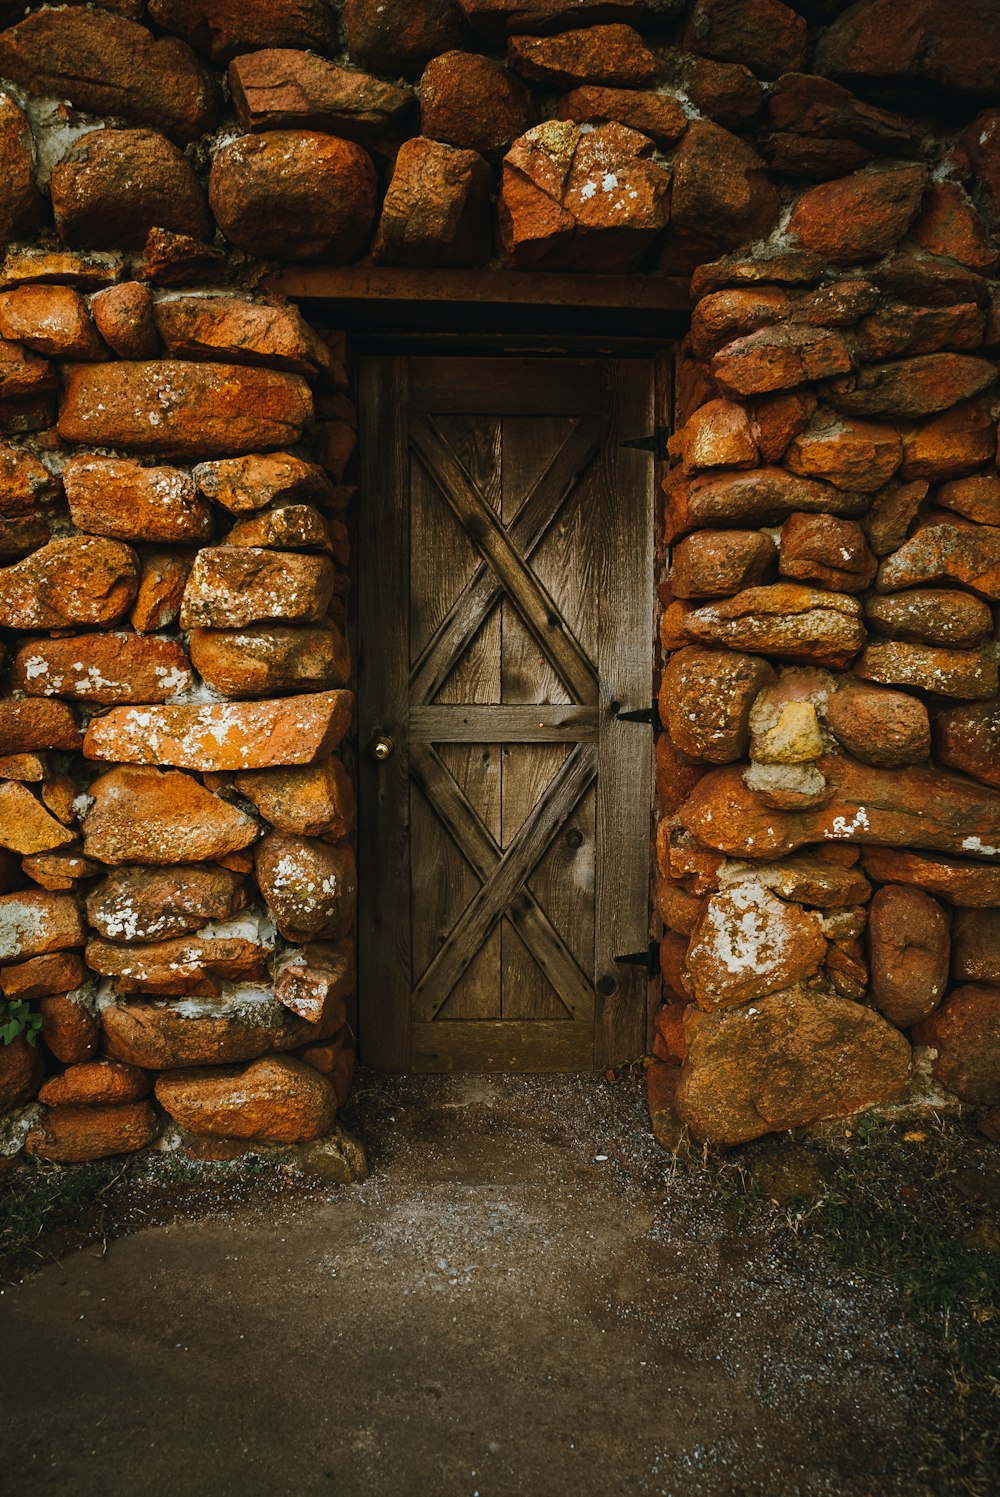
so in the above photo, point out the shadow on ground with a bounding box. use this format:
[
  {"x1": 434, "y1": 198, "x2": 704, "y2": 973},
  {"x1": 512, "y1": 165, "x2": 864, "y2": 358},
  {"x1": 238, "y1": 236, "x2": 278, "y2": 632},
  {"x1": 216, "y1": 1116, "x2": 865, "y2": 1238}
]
[{"x1": 0, "y1": 1071, "x2": 996, "y2": 1497}]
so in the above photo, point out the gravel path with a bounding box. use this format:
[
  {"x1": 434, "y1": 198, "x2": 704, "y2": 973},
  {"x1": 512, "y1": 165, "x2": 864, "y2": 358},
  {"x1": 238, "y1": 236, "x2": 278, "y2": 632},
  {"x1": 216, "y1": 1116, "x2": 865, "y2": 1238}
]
[{"x1": 0, "y1": 1073, "x2": 939, "y2": 1497}]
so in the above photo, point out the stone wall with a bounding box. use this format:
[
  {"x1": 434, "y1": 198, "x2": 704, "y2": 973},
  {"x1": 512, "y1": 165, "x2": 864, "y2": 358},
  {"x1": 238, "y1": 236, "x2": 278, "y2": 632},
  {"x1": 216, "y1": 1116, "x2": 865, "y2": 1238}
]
[{"x1": 0, "y1": 0, "x2": 996, "y2": 1164}]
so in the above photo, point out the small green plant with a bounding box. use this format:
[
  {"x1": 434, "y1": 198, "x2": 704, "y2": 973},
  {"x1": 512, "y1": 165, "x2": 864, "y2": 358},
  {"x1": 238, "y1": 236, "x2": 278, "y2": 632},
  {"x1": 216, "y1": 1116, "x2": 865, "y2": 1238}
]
[{"x1": 0, "y1": 999, "x2": 43, "y2": 1048}]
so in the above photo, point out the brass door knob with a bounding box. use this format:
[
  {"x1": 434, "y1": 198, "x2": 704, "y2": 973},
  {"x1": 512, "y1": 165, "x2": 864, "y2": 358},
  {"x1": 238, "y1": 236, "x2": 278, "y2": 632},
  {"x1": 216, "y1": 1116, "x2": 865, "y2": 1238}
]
[{"x1": 369, "y1": 733, "x2": 394, "y2": 763}]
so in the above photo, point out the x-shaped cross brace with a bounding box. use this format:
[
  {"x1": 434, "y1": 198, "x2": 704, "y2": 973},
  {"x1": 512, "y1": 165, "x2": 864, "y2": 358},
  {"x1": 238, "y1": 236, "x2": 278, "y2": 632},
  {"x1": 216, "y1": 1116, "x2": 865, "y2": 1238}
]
[{"x1": 410, "y1": 741, "x2": 597, "y2": 1022}]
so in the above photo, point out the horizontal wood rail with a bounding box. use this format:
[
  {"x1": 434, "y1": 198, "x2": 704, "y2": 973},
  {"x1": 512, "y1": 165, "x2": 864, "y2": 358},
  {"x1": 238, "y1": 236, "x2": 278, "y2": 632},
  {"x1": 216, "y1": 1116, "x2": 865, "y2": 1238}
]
[
  {"x1": 265, "y1": 264, "x2": 691, "y2": 314},
  {"x1": 408, "y1": 705, "x2": 599, "y2": 742}
]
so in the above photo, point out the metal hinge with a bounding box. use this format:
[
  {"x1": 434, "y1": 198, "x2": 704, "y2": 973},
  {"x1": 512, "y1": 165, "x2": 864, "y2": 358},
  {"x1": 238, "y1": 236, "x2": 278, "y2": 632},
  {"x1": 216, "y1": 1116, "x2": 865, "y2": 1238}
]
[
  {"x1": 613, "y1": 941, "x2": 661, "y2": 976},
  {"x1": 614, "y1": 702, "x2": 662, "y2": 730},
  {"x1": 621, "y1": 425, "x2": 670, "y2": 461}
]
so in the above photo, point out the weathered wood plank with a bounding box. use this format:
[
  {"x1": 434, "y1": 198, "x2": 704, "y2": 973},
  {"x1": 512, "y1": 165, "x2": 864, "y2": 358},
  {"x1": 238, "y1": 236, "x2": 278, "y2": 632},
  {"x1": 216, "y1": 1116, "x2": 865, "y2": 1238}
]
[
  {"x1": 409, "y1": 414, "x2": 502, "y2": 1019},
  {"x1": 357, "y1": 356, "x2": 412, "y2": 1071},
  {"x1": 409, "y1": 705, "x2": 598, "y2": 742},
  {"x1": 408, "y1": 357, "x2": 602, "y2": 415},
  {"x1": 409, "y1": 416, "x2": 598, "y2": 705},
  {"x1": 410, "y1": 1020, "x2": 593, "y2": 1074},
  {"x1": 266, "y1": 265, "x2": 691, "y2": 315},
  {"x1": 500, "y1": 413, "x2": 589, "y2": 1020},
  {"x1": 594, "y1": 360, "x2": 656, "y2": 1067}
]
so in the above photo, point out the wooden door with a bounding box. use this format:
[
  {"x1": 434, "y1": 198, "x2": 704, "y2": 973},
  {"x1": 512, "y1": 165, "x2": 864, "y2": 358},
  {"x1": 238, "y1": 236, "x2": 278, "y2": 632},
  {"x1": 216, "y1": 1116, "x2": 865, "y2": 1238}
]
[{"x1": 358, "y1": 356, "x2": 656, "y2": 1073}]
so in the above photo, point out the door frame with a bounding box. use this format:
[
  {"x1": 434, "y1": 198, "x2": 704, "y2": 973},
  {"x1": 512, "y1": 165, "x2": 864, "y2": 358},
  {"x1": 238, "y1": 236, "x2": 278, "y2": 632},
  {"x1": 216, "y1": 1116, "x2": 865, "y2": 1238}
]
[{"x1": 355, "y1": 346, "x2": 671, "y2": 1073}]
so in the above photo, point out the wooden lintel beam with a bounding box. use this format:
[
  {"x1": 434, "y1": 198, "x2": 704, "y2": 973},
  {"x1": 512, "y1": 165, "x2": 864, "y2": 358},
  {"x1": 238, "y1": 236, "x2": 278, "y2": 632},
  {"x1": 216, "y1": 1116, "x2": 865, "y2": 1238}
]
[{"x1": 264, "y1": 264, "x2": 691, "y2": 314}]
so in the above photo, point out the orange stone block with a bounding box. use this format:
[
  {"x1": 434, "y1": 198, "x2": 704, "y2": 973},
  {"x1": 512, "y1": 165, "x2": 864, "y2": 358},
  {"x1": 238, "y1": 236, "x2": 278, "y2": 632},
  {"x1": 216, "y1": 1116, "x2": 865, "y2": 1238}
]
[
  {"x1": 26, "y1": 1100, "x2": 158, "y2": 1162},
  {"x1": 58, "y1": 361, "x2": 313, "y2": 460},
  {"x1": 38, "y1": 1059, "x2": 151, "y2": 1107},
  {"x1": 39, "y1": 993, "x2": 98, "y2": 1064},
  {"x1": 84, "y1": 690, "x2": 353, "y2": 771}
]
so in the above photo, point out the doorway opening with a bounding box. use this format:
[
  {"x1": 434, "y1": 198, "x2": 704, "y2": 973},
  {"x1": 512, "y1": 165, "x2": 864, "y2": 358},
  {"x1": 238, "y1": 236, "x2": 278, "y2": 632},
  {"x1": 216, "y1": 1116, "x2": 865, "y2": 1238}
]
[{"x1": 354, "y1": 350, "x2": 667, "y2": 1074}]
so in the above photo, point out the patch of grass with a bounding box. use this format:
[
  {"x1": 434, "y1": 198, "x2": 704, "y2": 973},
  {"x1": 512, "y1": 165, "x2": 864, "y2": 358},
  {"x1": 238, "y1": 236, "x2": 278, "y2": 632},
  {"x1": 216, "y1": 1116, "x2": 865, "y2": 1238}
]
[
  {"x1": 690, "y1": 1115, "x2": 1000, "y2": 1497},
  {"x1": 0, "y1": 1151, "x2": 328, "y2": 1283},
  {"x1": 0, "y1": 1158, "x2": 124, "y2": 1275}
]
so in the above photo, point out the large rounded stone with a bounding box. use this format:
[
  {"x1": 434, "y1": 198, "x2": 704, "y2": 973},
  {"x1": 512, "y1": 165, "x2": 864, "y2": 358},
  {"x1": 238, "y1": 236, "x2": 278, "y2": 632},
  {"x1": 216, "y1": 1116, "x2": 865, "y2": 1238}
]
[
  {"x1": 830, "y1": 357, "x2": 996, "y2": 420},
  {"x1": 866, "y1": 590, "x2": 993, "y2": 649},
  {"x1": 210, "y1": 132, "x2": 378, "y2": 262},
  {"x1": 1, "y1": 952, "x2": 85, "y2": 1003},
  {"x1": 778, "y1": 512, "x2": 876, "y2": 593},
  {"x1": 0, "y1": 537, "x2": 138, "y2": 630},
  {"x1": 344, "y1": 0, "x2": 473, "y2": 79},
  {"x1": 256, "y1": 832, "x2": 356, "y2": 942},
  {"x1": 670, "y1": 530, "x2": 776, "y2": 599},
  {"x1": 101, "y1": 994, "x2": 326, "y2": 1069},
  {"x1": 194, "y1": 453, "x2": 335, "y2": 515},
  {"x1": 675, "y1": 991, "x2": 913, "y2": 1146},
  {"x1": 679, "y1": 755, "x2": 1000, "y2": 861},
  {"x1": 877, "y1": 523, "x2": 1000, "y2": 601},
  {"x1": 179, "y1": 549, "x2": 335, "y2": 629},
  {"x1": 90, "y1": 282, "x2": 160, "y2": 360},
  {"x1": 868, "y1": 884, "x2": 949, "y2": 1025},
  {"x1": 0, "y1": 9, "x2": 219, "y2": 145},
  {"x1": 860, "y1": 847, "x2": 1000, "y2": 908},
  {"x1": 86, "y1": 865, "x2": 248, "y2": 944},
  {"x1": 665, "y1": 119, "x2": 779, "y2": 262},
  {"x1": 51, "y1": 129, "x2": 211, "y2": 251},
  {"x1": 671, "y1": 467, "x2": 867, "y2": 534},
  {"x1": 900, "y1": 402, "x2": 996, "y2": 484},
  {"x1": 558, "y1": 81, "x2": 686, "y2": 149},
  {"x1": 508, "y1": 24, "x2": 661, "y2": 87},
  {"x1": 0, "y1": 94, "x2": 43, "y2": 249},
  {"x1": 0, "y1": 285, "x2": 104, "y2": 360},
  {"x1": 235, "y1": 759, "x2": 355, "y2": 841},
  {"x1": 676, "y1": 398, "x2": 758, "y2": 472},
  {"x1": 83, "y1": 691, "x2": 353, "y2": 773},
  {"x1": 0, "y1": 699, "x2": 81, "y2": 755},
  {"x1": 500, "y1": 120, "x2": 670, "y2": 273},
  {"x1": 824, "y1": 683, "x2": 930, "y2": 769},
  {"x1": 787, "y1": 166, "x2": 926, "y2": 265},
  {"x1": 952, "y1": 910, "x2": 1000, "y2": 985},
  {"x1": 229, "y1": 52, "x2": 414, "y2": 154},
  {"x1": 855, "y1": 641, "x2": 997, "y2": 702},
  {"x1": 686, "y1": 881, "x2": 827, "y2": 1009},
  {"x1": 86, "y1": 933, "x2": 270, "y2": 997},
  {"x1": 816, "y1": 0, "x2": 1000, "y2": 99},
  {"x1": 0, "y1": 1034, "x2": 42, "y2": 1113},
  {"x1": 421, "y1": 50, "x2": 535, "y2": 157},
  {"x1": 26, "y1": 1102, "x2": 158, "y2": 1162},
  {"x1": 374, "y1": 136, "x2": 494, "y2": 268},
  {"x1": 675, "y1": 583, "x2": 865, "y2": 669},
  {"x1": 189, "y1": 624, "x2": 349, "y2": 698},
  {"x1": 711, "y1": 324, "x2": 853, "y2": 398},
  {"x1": 0, "y1": 891, "x2": 83, "y2": 964},
  {"x1": 0, "y1": 782, "x2": 76, "y2": 855},
  {"x1": 153, "y1": 297, "x2": 329, "y2": 377},
  {"x1": 659, "y1": 646, "x2": 774, "y2": 764},
  {"x1": 38, "y1": 1060, "x2": 151, "y2": 1107},
  {"x1": 82, "y1": 766, "x2": 259, "y2": 865},
  {"x1": 63, "y1": 458, "x2": 212, "y2": 545},
  {"x1": 912, "y1": 985, "x2": 1000, "y2": 1105},
  {"x1": 148, "y1": 0, "x2": 337, "y2": 64},
  {"x1": 684, "y1": 0, "x2": 806, "y2": 80},
  {"x1": 786, "y1": 415, "x2": 902, "y2": 492},
  {"x1": 936, "y1": 701, "x2": 1000, "y2": 788},
  {"x1": 156, "y1": 1056, "x2": 337, "y2": 1143},
  {"x1": 59, "y1": 362, "x2": 313, "y2": 460},
  {"x1": 39, "y1": 994, "x2": 98, "y2": 1065}
]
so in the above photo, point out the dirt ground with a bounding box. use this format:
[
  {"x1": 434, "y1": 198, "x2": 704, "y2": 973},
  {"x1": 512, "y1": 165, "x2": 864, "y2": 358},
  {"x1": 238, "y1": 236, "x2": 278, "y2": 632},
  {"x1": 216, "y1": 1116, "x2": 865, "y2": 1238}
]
[{"x1": 0, "y1": 1072, "x2": 996, "y2": 1497}]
